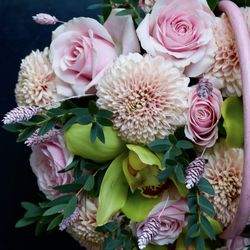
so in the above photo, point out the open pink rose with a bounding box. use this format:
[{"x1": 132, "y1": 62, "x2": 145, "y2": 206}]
[
  {"x1": 185, "y1": 80, "x2": 223, "y2": 147},
  {"x1": 50, "y1": 10, "x2": 140, "y2": 96},
  {"x1": 136, "y1": 198, "x2": 188, "y2": 246},
  {"x1": 30, "y1": 133, "x2": 73, "y2": 200},
  {"x1": 137, "y1": 0, "x2": 216, "y2": 76}
]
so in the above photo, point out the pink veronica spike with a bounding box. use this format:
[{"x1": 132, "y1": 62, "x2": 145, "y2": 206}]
[{"x1": 219, "y1": 0, "x2": 250, "y2": 245}]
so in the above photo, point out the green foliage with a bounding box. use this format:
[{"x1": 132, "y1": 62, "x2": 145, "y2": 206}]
[
  {"x1": 185, "y1": 184, "x2": 218, "y2": 250},
  {"x1": 95, "y1": 217, "x2": 136, "y2": 250},
  {"x1": 148, "y1": 134, "x2": 193, "y2": 193},
  {"x1": 3, "y1": 99, "x2": 114, "y2": 145}
]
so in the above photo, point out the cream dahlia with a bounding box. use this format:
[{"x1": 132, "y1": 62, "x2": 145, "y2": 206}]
[
  {"x1": 204, "y1": 14, "x2": 241, "y2": 97},
  {"x1": 97, "y1": 53, "x2": 190, "y2": 145},
  {"x1": 203, "y1": 140, "x2": 243, "y2": 227},
  {"x1": 15, "y1": 48, "x2": 60, "y2": 107},
  {"x1": 67, "y1": 197, "x2": 106, "y2": 250}
]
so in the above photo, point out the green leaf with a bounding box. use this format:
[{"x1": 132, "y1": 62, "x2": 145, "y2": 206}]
[
  {"x1": 17, "y1": 126, "x2": 37, "y2": 142},
  {"x1": 47, "y1": 195, "x2": 74, "y2": 207},
  {"x1": 38, "y1": 119, "x2": 56, "y2": 136},
  {"x1": 58, "y1": 158, "x2": 79, "y2": 173},
  {"x1": 170, "y1": 175, "x2": 188, "y2": 197},
  {"x1": 187, "y1": 223, "x2": 200, "y2": 238},
  {"x1": 188, "y1": 214, "x2": 199, "y2": 227},
  {"x1": 83, "y1": 175, "x2": 95, "y2": 191},
  {"x1": 168, "y1": 134, "x2": 177, "y2": 144},
  {"x1": 24, "y1": 207, "x2": 45, "y2": 218},
  {"x1": 53, "y1": 183, "x2": 82, "y2": 193},
  {"x1": 21, "y1": 202, "x2": 39, "y2": 211},
  {"x1": 15, "y1": 217, "x2": 37, "y2": 228},
  {"x1": 88, "y1": 100, "x2": 99, "y2": 115},
  {"x1": 63, "y1": 116, "x2": 78, "y2": 131},
  {"x1": 35, "y1": 217, "x2": 50, "y2": 236},
  {"x1": 116, "y1": 9, "x2": 134, "y2": 16},
  {"x1": 63, "y1": 196, "x2": 77, "y2": 219},
  {"x1": 148, "y1": 139, "x2": 171, "y2": 153},
  {"x1": 77, "y1": 115, "x2": 92, "y2": 125},
  {"x1": 96, "y1": 153, "x2": 128, "y2": 226},
  {"x1": 195, "y1": 236, "x2": 205, "y2": 250},
  {"x1": 122, "y1": 190, "x2": 161, "y2": 222},
  {"x1": 197, "y1": 177, "x2": 215, "y2": 195},
  {"x1": 200, "y1": 214, "x2": 216, "y2": 240},
  {"x1": 88, "y1": 3, "x2": 112, "y2": 9},
  {"x1": 96, "y1": 123, "x2": 105, "y2": 143},
  {"x1": 175, "y1": 164, "x2": 185, "y2": 184},
  {"x1": 95, "y1": 221, "x2": 117, "y2": 233},
  {"x1": 90, "y1": 122, "x2": 98, "y2": 143},
  {"x1": 198, "y1": 196, "x2": 216, "y2": 217},
  {"x1": 47, "y1": 108, "x2": 66, "y2": 116},
  {"x1": 96, "y1": 116, "x2": 113, "y2": 126},
  {"x1": 104, "y1": 237, "x2": 123, "y2": 250},
  {"x1": 47, "y1": 214, "x2": 63, "y2": 231},
  {"x1": 176, "y1": 140, "x2": 193, "y2": 149},
  {"x1": 2, "y1": 123, "x2": 24, "y2": 133},
  {"x1": 157, "y1": 167, "x2": 174, "y2": 181},
  {"x1": 221, "y1": 97, "x2": 244, "y2": 147},
  {"x1": 97, "y1": 109, "x2": 113, "y2": 119},
  {"x1": 43, "y1": 204, "x2": 66, "y2": 216}
]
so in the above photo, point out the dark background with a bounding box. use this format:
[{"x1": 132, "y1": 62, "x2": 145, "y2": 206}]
[{"x1": 0, "y1": 0, "x2": 101, "y2": 249}]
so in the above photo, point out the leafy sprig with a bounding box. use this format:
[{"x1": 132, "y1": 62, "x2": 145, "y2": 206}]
[
  {"x1": 3, "y1": 99, "x2": 113, "y2": 144},
  {"x1": 95, "y1": 217, "x2": 136, "y2": 250},
  {"x1": 148, "y1": 134, "x2": 193, "y2": 184},
  {"x1": 185, "y1": 178, "x2": 216, "y2": 250}
]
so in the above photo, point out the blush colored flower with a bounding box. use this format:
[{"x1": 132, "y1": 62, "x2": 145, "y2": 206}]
[
  {"x1": 50, "y1": 10, "x2": 140, "y2": 96},
  {"x1": 15, "y1": 48, "x2": 60, "y2": 107},
  {"x1": 139, "y1": 0, "x2": 156, "y2": 12},
  {"x1": 97, "y1": 53, "x2": 189, "y2": 145},
  {"x1": 204, "y1": 14, "x2": 241, "y2": 96},
  {"x1": 137, "y1": 0, "x2": 216, "y2": 75},
  {"x1": 67, "y1": 197, "x2": 106, "y2": 250},
  {"x1": 203, "y1": 140, "x2": 243, "y2": 227},
  {"x1": 185, "y1": 79, "x2": 223, "y2": 147},
  {"x1": 30, "y1": 132, "x2": 73, "y2": 200},
  {"x1": 135, "y1": 198, "x2": 188, "y2": 246}
]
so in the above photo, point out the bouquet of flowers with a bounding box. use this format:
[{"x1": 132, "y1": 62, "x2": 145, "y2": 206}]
[{"x1": 3, "y1": 0, "x2": 250, "y2": 249}]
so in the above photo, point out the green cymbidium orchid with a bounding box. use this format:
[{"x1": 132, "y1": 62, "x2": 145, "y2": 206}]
[
  {"x1": 64, "y1": 123, "x2": 125, "y2": 163},
  {"x1": 123, "y1": 144, "x2": 169, "y2": 198},
  {"x1": 221, "y1": 97, "x2": 244, "y2": 148}
]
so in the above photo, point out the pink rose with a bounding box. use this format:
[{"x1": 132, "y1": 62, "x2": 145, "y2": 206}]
[
  {"x1": 185, "y1": 79, "x2": 223, "y2": 147},
  {"x1": 30, "y1": 133, "x2": 73, "y2": 200},
  {"x1": 136, "y1": 198, "x2": 188, "y2": 246},
  {"x1": 137, "y1": 0, "x2": 216, "y2": 75},
  {"x1": 50, "y1": 10, "x2": 140, "y2": 96},
  {"x1": 139, "y1": 0, "x2": 156, "y2": 12}
]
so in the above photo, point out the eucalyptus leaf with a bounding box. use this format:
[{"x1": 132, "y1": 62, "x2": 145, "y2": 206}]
[
  {"x1": 54, "y1": 183, "x2": 82, "y2": 193},
  {"x1": 43, "y1": 204, "x2": 66, "y2": 216},
  {"x1": 200, "y1": 214, "x2": 216, "y2": 240},
  {"x1": 148, "y1": 139, "x2": 171, "y2": 153},
  {"x1": 47, "y1": 195, "x2": 74, "y2": 207},
  {"x1": 47, "y1": 214, "x2": 63, "y2": 231},
  {"x1": 195, "y1": 236, "x2": 205, "y2": 250},
  {"x1": 88, "y1": 3, "x2": 112, "y2": 9},
  {"x1": 198, "y1": 196, "x2": 216, "y2": 217},
  {"x1": 83, "y1": 175, "x2": 95, "y2": 191},
  {"x1": 17, "y1": 126, "x2": 37, "y2": 142},
  {"x1": 63, "y1": 196, "x2": 77, "y2": 219},
  {"x1": 116, "y1": 9, "x2": 134, "y2": 16},
  {"x1": 197, "y1": 177, "x2": 215, "y2": 195},
  {"x1": 38, "y1": 119, "x2": 56, "y2": 136},
  {"x1": 15, "y1": 218, "x2": 37, "y2": 228}
]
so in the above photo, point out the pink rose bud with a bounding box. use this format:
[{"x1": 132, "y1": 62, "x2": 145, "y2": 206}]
[{"x1": 185, "y1": 79, "x2": 223, "y2": 147}]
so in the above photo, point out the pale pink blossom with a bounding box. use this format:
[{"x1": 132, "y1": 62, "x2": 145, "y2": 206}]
[
  {"x1": 50, "y1": 10, "x2": 140, "y2": 96},
  {"x1": 32, "y1": 13, "x2": 59, "y2": 25},
  {"x1": 137, "y1": 0, "x2": 216, "y2": 75},
  {"x1": 185, "y1": 81, "x2": 223, "y2": 147},
  {"x1": 135, "y1": 198, "x2": 188, "y2": 246},
  {"x1": 30, "y1": 133, "x2": 73, "y2": 200}
]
